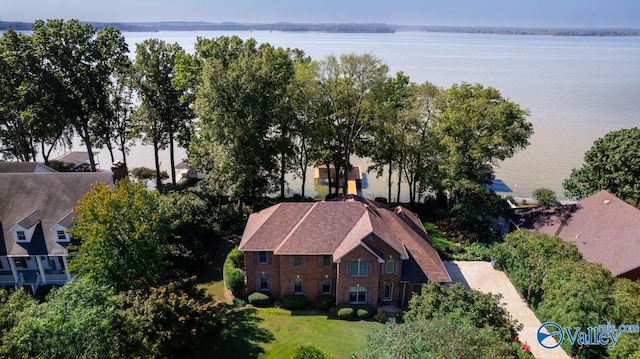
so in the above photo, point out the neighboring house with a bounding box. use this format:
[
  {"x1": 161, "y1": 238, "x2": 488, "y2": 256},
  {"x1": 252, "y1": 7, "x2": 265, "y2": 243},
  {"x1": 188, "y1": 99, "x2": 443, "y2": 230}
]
[
  {"x1": 0, "y1": 172, "x2": 113, "y2": 293},
  {"x1": 0, "y1": 162, "x2": 58, "y2": 173},
  {"x1": 54, "y1": 151, "x2": 101, "y2": 171},
  {"x1": 513, "y1": 190, "x2": 640, "y2": 280},
  {"x1": 239, "y1": 196, "x2": 451, "y2": 307}
]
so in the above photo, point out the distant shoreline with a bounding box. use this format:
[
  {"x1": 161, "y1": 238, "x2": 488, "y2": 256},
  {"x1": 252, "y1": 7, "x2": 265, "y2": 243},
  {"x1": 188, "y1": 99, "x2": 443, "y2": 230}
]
[{"x1": 2, "y1": 21, "x2": 640, "y2": 36}]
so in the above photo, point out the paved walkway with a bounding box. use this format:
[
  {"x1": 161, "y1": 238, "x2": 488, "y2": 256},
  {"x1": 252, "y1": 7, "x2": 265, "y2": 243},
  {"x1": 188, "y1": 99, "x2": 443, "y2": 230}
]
[{"x1": 444, "y1": 261, "x2": 570, "y2": 359}]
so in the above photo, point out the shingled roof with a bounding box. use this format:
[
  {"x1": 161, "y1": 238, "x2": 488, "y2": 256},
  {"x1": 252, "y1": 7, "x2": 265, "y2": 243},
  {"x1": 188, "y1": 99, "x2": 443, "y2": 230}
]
[
  {"x1": 0, "y1": 172, "x2": 113, "y2": 257},
  {"x1": 514, "y1": 190, "x2": 640, "y2": 277},
  {"x1": 239, "y1": 196, "x2": 451, "y2": 283}
]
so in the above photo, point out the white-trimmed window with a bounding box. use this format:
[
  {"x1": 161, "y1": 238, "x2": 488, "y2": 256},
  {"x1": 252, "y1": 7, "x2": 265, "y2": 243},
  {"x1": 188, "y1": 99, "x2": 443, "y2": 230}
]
[
  {"x1": 385, "y1": 259, "x2": 395, "y2": 274},
  {"x1": 293, "y1": 277, "x2": 304, "y2": 294},
  {"x1": 322, "y1": 255, "x2": 332, "y2": 267},
  {"x1": 57, "y1": 230, "x2": 67, "y2": 241},
  {"x1": 52, "y1": 225, "x2": 70, "y2": 242},
  {"x1": 258, "y1": 251, "x2": 268, "y2": 264},
  {"x1": 16, "y1": 231, "x2": 27, "y2": 241},
  {"x1": 259, "y1": 273, "x2": 269, "y2": 290},
  {"x1": 383, "y1": 281, "x2": 393, "y2": 300},
  {"x1": 321, "y1": 278, "x2": 332, "y2": 294},
  {"x1": 349, "y1": 259, "x2": 368, "y2": 277},
  {"x1": 293, "y1": 255, "x2": 303, "y2": 268},
  {"x1": 349, "y1": 287, "x2": 367, "y2": 304}
]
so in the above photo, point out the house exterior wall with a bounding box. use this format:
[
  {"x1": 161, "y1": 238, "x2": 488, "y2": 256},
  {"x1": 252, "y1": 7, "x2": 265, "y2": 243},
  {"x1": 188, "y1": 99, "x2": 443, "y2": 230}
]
[
  {"x1": 243, "y1": 238, "x2": 406, "y2": 306},
  {"x1": 244, "y1": 251, "x2": 281, "y2": 297},
  {"x1": 620, "y1": 267, "x2": 640, "y2": 281},
  {"x1": 336, "y1": 245, "x2": 381, "y2": 305},
  {"x1": 278, "y1": 255, "x2": 336, "y2": 301}
]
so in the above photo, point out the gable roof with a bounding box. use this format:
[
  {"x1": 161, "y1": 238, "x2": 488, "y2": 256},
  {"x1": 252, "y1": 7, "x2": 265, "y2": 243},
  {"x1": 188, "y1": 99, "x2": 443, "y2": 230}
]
[
  {"x1": 0, "y1": 172, "x2": 113, "y2": 257},
  {"x1": 514, "y1": 190, "x2": 640, "y2": 277},
  {"x1": 0, "y1": 162, "x2": 57, "y2": 173},
  {"x1": 239, "y1": 195, "x2": 451, "y2": 283}
]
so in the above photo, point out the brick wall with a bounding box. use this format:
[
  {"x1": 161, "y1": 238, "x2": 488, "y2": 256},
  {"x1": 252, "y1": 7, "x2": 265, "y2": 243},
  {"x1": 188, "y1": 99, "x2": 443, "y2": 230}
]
[
  {"x1": 244, "y1": 251, "x2": 281, "y2": 297},
  {"x1": 278, "y1": 254, "x2": 336, "y2": 301}
]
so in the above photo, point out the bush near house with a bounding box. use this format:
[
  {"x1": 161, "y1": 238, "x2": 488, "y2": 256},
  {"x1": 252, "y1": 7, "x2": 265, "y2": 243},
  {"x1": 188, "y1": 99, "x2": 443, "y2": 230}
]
[
  {"x1": 223, "y1": 248, "x2": 244, "y2": 297},
  {"x1": 357, "y1": 308, "x2": 372, "y2": 319},
  {"x1": 292, "y1": 344, "x2": 332, "y2": 359},
  {"x1": 337, "y1": 307, "x2": 355, "y2": 320},
  {"x1": 248, "y1": 292, "x2": 272, "y2": 307},
  {"x1": 282, "y1": 294, "x2": 308, "y2": 309}
]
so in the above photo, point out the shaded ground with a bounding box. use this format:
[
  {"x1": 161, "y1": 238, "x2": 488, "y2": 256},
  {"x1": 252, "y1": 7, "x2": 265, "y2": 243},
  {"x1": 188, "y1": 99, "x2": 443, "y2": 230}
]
[{"x1": 446, "y1": 261, "x2": 570, "y2": 359}]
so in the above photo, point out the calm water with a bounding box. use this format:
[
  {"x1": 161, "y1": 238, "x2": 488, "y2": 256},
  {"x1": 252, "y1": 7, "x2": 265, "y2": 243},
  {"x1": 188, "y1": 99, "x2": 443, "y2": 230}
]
[{"x1": 66, "y1": 31, "x2": 640, "y2": 200}]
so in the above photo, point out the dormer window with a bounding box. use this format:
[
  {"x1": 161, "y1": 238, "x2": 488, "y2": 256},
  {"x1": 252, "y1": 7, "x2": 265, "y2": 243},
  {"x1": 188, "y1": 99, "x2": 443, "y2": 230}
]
[
  {"x1": 51, "y1": 224, "x2": 71, "y2": 242},
  {"x1": 16, "y1": 231, "x2": 27, "y2": 241}
]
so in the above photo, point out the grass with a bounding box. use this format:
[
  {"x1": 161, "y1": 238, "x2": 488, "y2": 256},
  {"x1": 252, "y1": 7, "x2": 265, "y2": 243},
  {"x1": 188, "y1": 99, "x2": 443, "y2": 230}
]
[
  {"x1": 257, "y1": 307, "x2": 380, "y2": 358},
  {"x1": 421, "y1": 219, "x2": 460, "y2": 258}
]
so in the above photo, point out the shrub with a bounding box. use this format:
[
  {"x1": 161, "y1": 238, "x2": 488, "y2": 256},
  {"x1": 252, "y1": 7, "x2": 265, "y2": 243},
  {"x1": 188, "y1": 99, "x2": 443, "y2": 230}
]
[
  {"x1": 357, "y1": 308, "x2": 372, "y2": 318},
  {"x1": 374, "y1": 196, "x2": 388, "y2": 204},
  {"x1": 293, "y1": 344, "x2": 331, "y2": 359},
  {"x1": 273, "y1": 299, "x2": 283, "y2": 308},
  {"x1": 248, "y1": 292, "x2": 271, "y2": 307},
  {"x1": 233, "y1": 298, "x2": 246, "y2": 306},
  {"x1": 532, "y1": 187, "x2": 558, "y2": 206},
  {"x1": 314, "y1": 294, "x2": 334, "y2": 310},
  {"x1": 223, "y1": 248, "x2": 245, "y2": 296},
  {"x1": 337, "y1": 307, "x2": 354, "y2": 319},
  {"x1": 282, "y1": 294, "x2": 308, "y2": 309},
  {"x1": 374, "y1": 310, "x2": 388, "y2": 323}
]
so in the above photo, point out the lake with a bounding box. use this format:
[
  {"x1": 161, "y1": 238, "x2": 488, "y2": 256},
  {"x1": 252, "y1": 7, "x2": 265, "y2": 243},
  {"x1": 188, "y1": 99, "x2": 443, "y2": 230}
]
[{"x1": 66, "y1": 31, "x2": 640, "y2": 200}]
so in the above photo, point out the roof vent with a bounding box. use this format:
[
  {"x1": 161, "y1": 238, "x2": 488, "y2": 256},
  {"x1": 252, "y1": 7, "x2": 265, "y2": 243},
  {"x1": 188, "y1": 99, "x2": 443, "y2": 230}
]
[{"x1": 603, "y1": 199, "x2": 611, "y2": 204}]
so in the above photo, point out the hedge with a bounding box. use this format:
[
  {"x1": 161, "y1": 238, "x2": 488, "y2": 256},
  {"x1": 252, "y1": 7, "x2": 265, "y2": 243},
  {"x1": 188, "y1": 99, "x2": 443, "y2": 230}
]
[
  {"x1": 248, "y1": 292, "x2": 272, "y2": 307},
  {"x1": 357, "y1": 308, "x2": 372, "y2": 318},
  {"x1": 223, "y1": 248, "x2": 245, "y2": 296},
  {"x1": 337, "y1": 307, "x2": 354, "y2": 319},
  {"x1": 314, "y1": 294, "x2": 334, "y2": 310},
  {"x1": 282, "y1": 294, "x2": 308, "y2": 309}
]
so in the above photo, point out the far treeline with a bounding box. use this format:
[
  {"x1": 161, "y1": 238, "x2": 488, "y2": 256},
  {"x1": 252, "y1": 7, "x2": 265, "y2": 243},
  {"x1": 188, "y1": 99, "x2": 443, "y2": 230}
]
[{"x1": 2, "y1": 21, "x2": 639, "y2": 36}]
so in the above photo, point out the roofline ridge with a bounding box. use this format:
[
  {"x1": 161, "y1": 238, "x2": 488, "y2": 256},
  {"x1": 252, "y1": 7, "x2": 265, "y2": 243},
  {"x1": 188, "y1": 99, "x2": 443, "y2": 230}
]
[
  {"x1": 239, "y1": 203, "x2": 283, "y2": 250},
  {"x1": 274, "y1": 201, "x2": 319, "y2": 254}
]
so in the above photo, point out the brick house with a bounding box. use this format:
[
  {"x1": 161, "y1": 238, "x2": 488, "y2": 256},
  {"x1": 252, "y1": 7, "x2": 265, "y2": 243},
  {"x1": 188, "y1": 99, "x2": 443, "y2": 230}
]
[{"x1": 238, "y1": 196, "x2": 451, "y2": 307}]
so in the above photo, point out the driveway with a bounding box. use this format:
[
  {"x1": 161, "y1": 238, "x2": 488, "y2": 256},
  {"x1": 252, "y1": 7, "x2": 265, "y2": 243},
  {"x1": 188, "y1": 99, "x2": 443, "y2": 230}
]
[{"x1": 444, "y1": 261, "x2": 570, "y2": 359}]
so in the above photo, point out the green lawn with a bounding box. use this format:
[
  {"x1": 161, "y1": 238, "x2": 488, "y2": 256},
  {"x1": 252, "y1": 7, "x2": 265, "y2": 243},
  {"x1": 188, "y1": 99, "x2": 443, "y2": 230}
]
[
  {"x1": 257, "y1": 307, "x2": 381, "y2": 358},
  {"x1": 421, "y1": 219, "x2": 459, "y2": 258}
]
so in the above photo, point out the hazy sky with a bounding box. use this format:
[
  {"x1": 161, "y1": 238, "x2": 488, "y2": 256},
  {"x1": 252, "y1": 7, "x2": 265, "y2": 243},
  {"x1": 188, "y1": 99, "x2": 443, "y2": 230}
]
[{"x1": 2, "y1": 0, "x2": 639, "y2": 28}]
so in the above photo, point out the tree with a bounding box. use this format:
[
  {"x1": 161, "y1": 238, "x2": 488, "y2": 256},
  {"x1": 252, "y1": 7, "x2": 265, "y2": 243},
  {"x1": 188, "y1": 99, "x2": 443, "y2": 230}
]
[
  {"x1": 130, "y1": 166, "x2": 169, "y2": 184},
  {"x1": 316, "y1": 53, "x2": 389, "y2": 195},
  {"x1": 539, "y1": 260, "x2": 614, "y2": 358},
  {"x1": 0, "y1": 289, "x2": 37, "y2": 345},
  {"x1": 120, "y1": 279, "x2": 221, "y2": 358},
  {"x1": 492, "y1": 230, "x2": 583, "y2": 308},
  {"x1": 31, "y1": 20, "x2": 129, "y2": 171},
  {"x1": 69, "y1": 180, "x2": 169, "y2": 292},
  {"x1": 563, "y1": 127, "x2": 640, "y2": 206},
  {"x1": 433, "y1": 82, "x2": 533, "y2": 194},
  {"x1": 134, "y1": 38, "x2": 191, "y2": 187},
  {"x1": 190, "y1": 36, "x2": 295, "y2": 209},
  {"x1": 357, "y1": 315, "x2": 514, "y2": 359},
  {"x1": 532, "y1": 187, "x2": 559, "y2": 206},
  {"x1": 0, "y1": 278, "x2": 144, "y2": 359},
  {"x1": 405, "y1": 283, "x2": 520, "y2": 342}
]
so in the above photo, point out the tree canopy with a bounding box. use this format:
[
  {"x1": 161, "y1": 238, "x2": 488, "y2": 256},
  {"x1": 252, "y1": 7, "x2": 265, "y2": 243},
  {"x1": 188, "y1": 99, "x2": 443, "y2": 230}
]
[
  {"x1": 69, "y1": 180, "x2": 169, "y2": 291},
  {"x1": 563, "y1": 127, "x2": 640, "y2": 206}
]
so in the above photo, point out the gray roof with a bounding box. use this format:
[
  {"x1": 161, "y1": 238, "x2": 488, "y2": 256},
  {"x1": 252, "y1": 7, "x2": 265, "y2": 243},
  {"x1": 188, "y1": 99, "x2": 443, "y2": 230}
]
[
  {"x1": 0, "y1": 172, "x2": 113, "y2": 257},
  {"x1": 54, "y1": 151, "x2": 100, "y2": 166},
  {"x1": 0, "y1": 162, "x2": 57, "y2": 173}
]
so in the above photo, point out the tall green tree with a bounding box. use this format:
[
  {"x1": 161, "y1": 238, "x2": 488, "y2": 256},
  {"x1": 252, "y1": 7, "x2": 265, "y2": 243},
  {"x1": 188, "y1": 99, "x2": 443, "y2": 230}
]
[
  {"x1": 317, "y1": 53, "x2": 389, "y2": 195},
  {"x1": 134, "y1": 39, "x2": 191, "y2": 187},
  {"x1": 69, "y1": 181, "x2": 169, "y2": 292},
  {"x1": 433, "y1": 82, "x2": 533, "y2": 195},
  {"x1": 190, "y1": 36, "x2": 295, "y2": 208},
  {"x1": 31, "y1": 20, "x2": 129, "y2": 171},
  {"x1": 0, "y1": 278, "x2": 144, "y2": 359},
  {"x1": 563, "y1": 127, "x2": 640, "y2": 206}
]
